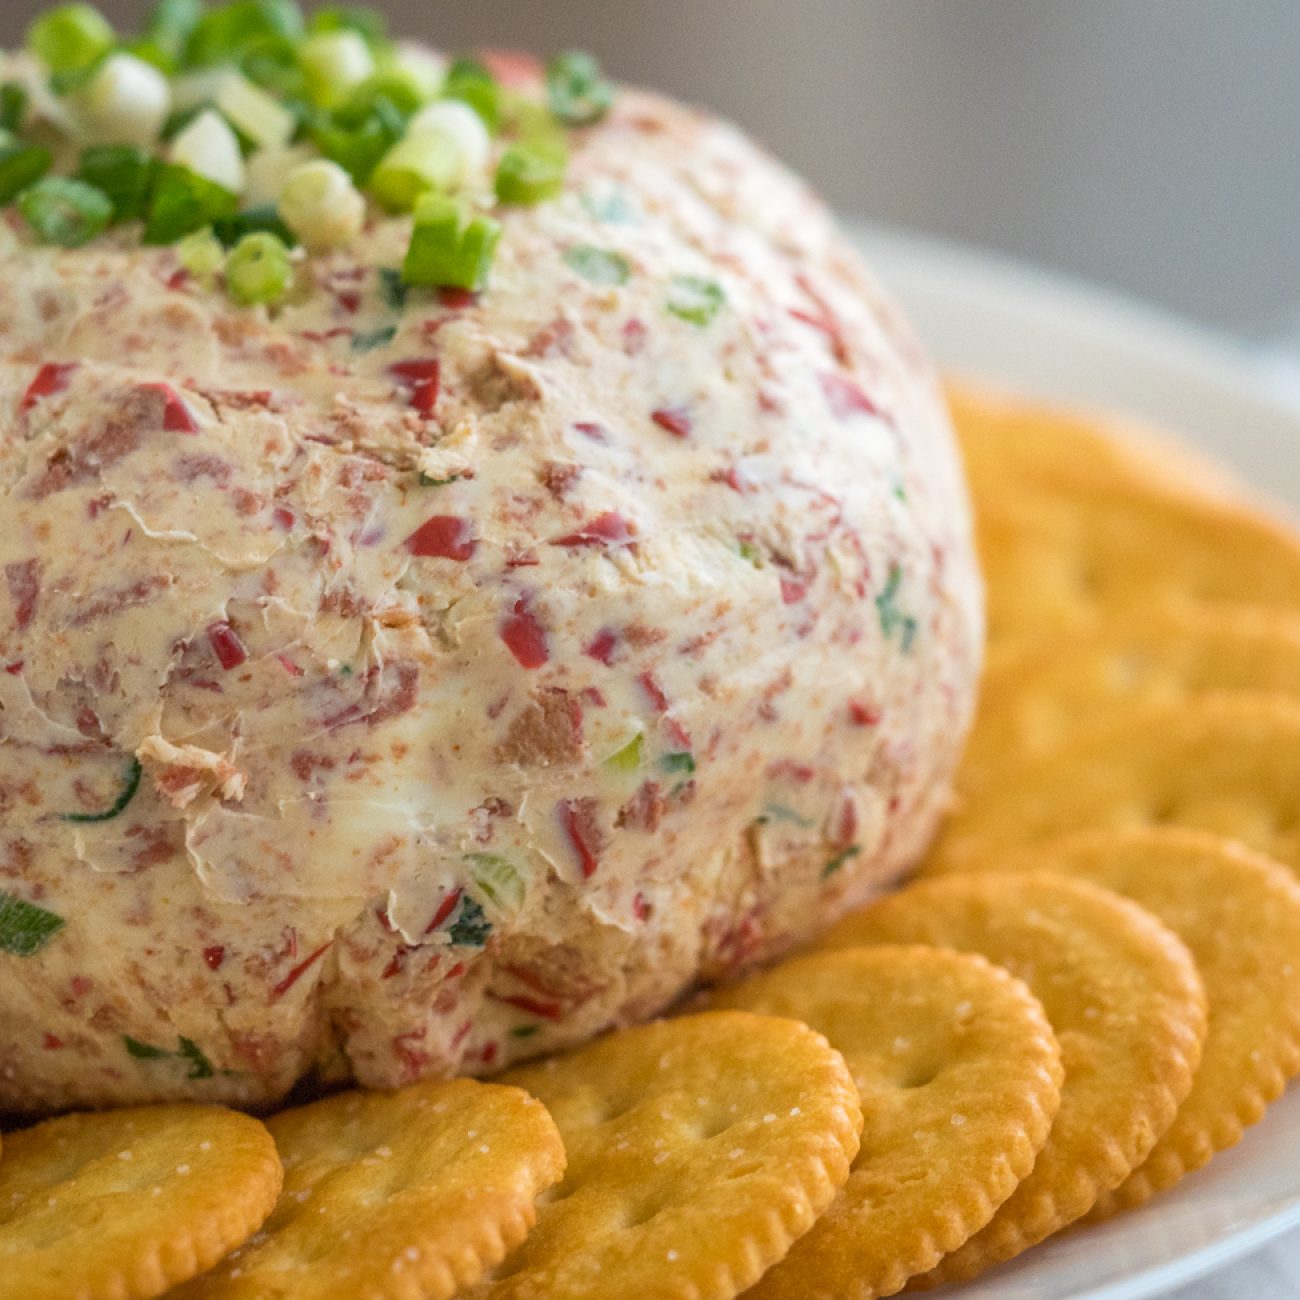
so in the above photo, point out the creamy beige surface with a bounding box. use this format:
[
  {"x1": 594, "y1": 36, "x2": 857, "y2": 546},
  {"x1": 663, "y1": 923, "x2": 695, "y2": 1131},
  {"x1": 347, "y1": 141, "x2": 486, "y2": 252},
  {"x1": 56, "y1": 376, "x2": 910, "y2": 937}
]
[{"x1": 0, "y1": 74, "x2": 980, "y2": 1108}]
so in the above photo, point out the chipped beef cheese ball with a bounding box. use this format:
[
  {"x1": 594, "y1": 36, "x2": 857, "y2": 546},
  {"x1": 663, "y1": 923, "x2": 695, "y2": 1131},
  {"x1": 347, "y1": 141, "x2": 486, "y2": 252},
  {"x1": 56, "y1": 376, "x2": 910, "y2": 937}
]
[{"x1": 0, "y1": 64, "x2": 980, "y2": 1109}]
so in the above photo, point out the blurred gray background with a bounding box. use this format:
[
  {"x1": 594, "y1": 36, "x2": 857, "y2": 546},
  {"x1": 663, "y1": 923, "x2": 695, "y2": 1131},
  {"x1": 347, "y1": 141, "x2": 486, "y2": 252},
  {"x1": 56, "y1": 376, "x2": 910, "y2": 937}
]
[{"x1": 4, "y1": 0, "x2": 1298, "y2": 338}]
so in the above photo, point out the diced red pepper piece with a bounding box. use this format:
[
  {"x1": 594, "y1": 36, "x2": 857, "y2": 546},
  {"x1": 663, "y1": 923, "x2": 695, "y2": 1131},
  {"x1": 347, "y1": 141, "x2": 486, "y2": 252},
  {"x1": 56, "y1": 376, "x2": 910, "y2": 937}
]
[
  {"x1": 389, "y1": 358, "x2": 441, "y2": 417},
  {"x1": 269, "y1": 942, "x2": 331, "y2": 1001},
  {"x1": 438, "y1": 287, "x2": 479, "y2": 309},
  {"x1": 479, "y1": 48, "x2": 543, "y2": 86},
  {"x1": 491, "y1": 991, "x2": 565, "y2": 1020},
  {"x1": 584, "y1": 628, "x2": 618, "y2": 665},
  {"x1": 848, "y1": 700, "x2": 880, "y2": 726},
  {"x1": 502, "y1": 597, "x2": 549, "y2": 668},
  {"x1": 207, "y1": 621, "x2": 249, "y2": 670},
  {"x1": 637, "y1": 670, "x2": 670, "y2": 713},
  {"x1": 551, "y1": 511, "x2": 634, "y2": 547},
  {"x1": 559, "y1": 797, "x2": 603, "y2": 879},
  {"x1": 405, "y1": 514, "x2": 477, "y2": 561},
  {"x1": 780, "y1": 577, "x2": 807, "y2": 604},
  {"x1": 573, "y1": 421, "x2": 608, "y2": 442},
  {"x1": 820, "y1": 372, "x2": 883, "y2": 421},
  {"x1": 651, "y1": 406, "x2": 691, "y2": 438},
  {"x1": 21, "y1": 363, "x2": 77, "y2": 412},
  {"x1": 423, "y1": 887, "x2": 464, "y2": 934},
  {"x1": 633, "y1": 891, "x2": 651, "y2": 921},
  {"x1": 43, "y1": 1033, "x2": 64, "y2": 1050},
  {"x1": 139, "y1": 382, "x2": 199, "y2": 433},
  {"x1": 203, "y1": 945, "x2": 226, "y2": 971}
]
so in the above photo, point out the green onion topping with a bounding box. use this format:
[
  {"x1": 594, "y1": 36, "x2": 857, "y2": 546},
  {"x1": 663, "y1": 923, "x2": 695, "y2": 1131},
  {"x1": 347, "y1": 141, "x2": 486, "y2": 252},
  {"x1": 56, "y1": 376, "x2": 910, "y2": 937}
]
[
  {"x1": 77, "y1": 144, "x2": 156, "y2": 222},
  {"x1": 446, "y1": 894, "x2": 491, "y2": 947},
  {"x1": 402, "y1": 193, "x2": 500, "y2": 291},
  {"x1": 0, "y1": 143, "x2": 53, "y2": 205},
  {"x1": 667, "y1": 275, "x2": 725, "y2": 326},
  {"x1": 27, "y1": 3, "x2": 116, "y2": 76},
  {"x1": 563, "y1": 244, "x2": 630, "y2": 286},
  {"x1": 144, "y1": 162, "x2": 238, "y2": 244},
  {"x1": 60, "y1": 756, "x2": 144, "y2": 822},
  {"x1": 185, "y1": 0, "x2": 305, "y2": 70},
  {"x1": 465, "y1": 852, "x2": 526, "y2": 913},
  {"x1": 19, "y1": 176, "x2": 114, "y2": 247},
  {"x1": 0, "y1": 891, "x2": 65, "y2": 957},
  {"x1": 546, "y1": 50, "x2": 613, "y2": 127},
  {"x1": 495, "y1": 144, "x2": 565, "y2": 206},
  {"x1": 224, "y1": 229, "x2": 293, "y2": 304},
  {"x1": 0, "y1": 83, "x2": 27, "y2": 133}
]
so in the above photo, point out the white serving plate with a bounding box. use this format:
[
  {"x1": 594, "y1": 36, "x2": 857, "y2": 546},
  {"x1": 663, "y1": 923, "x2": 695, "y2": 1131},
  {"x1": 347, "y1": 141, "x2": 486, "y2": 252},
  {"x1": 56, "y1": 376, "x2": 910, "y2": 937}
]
[{"x1": 847, "y1": 221, "x2": 1300, "y2": 1299}]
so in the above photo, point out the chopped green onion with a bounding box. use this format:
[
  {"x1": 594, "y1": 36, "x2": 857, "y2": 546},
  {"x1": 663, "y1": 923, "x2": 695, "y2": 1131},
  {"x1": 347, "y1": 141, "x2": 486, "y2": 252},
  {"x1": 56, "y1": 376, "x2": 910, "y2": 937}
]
[
  {"x1": 563, "y1": 244, "x2": 630, "y2": 286},
  {"x1": 495, "y1": 144, "x2": 566, "y2": 205},
  {"x1": 378, "y1": 266, "x2": 406, "y2": 308},
  {"x1": 70, "y1": 51, "x2": 173, "y2": 147},
  {"x1": 169, "y1": 107, "x2": 246, "y2": 194},
  {"x1": 212, "y1": 203, "x2": 295, "y2": 246},
  {"x1": 144, "y1": 162, "x2": 238, "y2": 244},
  {"x1": 406, "y1": 99, "x2": 491, "y2": 178},
  {"x1": 378, "y1": 44, "x2": 446, "y2": 103},
  {"x1": 465, "y1": 852, "x2": 526, "y2": 913},
  {"x1": 278, "y1": 157, "x2": 364, "y2": 250},
  {"x1": 310, "y1": 97, "x2": 403, "y2": 184},
  {"x1": 239, "y1": 37, "x2": 308, "y2": 103},
  {"x1": 215, "y1": 71, "x2": 296, "y2": 148},
  {"x1": 0, "y1": 83, "x2": 27, "y2": 134},
  {"x1": 737, "y1": 539, "x2": 763, "y2": 567},
  {"x1": 301, "y1": 29, "x2": 375, "y2": 107},
  {"x1": 0, "y1": 891, "x2": 65, "y2": 957},
  {"x1": 185, "y1": 0, "x2": 305, "y2": 69},
  {"x1": 511, "y1": 1023, "x2": 540, "y2": 1039},
  {"x1": 26, "y1": 4, "x2": 115, "y2": 77},
  {"x1": 351, "y1": 325, "x2": 395, "y2": 352},
  {"x1": 176, "y1": 226, "x2": 225, "y2": 282},
  {"x1": 441, "y1": 57, "x2": 502, "y2": 132},
  {"x1": 124, "y1": 1035, "x2": 171, "y2": 1060},
  {"x1": 177, "y1": 1035, "x2": 215, "y2": 1079},
  {"x1": 309, "y1": 6, "x2": 388, "y2": 45},
  {"x1": 224, "y1": 229, "x2": 293, "y2": 305},
  {"x1": 19, "y1": 177, "x2": 112, "y2": 248},
  {"x1": 61, "y1": 757, "x2": 144, "y2": 822},
  {"x1": 144, "y1": 0, "x2": 204, "y2": 64},
  {"x1": 822, "y1": 844, "x2": 862, "y2": 880},
  {"x1": 546, "y1": 50, "x2": 613, "y2": 127},
  {"x1": 605, "y1": 732, "x2": 644, "y2": 773},
  {"x1": 666, "y1": 275, "x2": 725, "y2": 326},
  {"x1": 369, "y1": 130, "x2": 458, "y2": 212},
  {"x1": 661, "y1": 751, "x2": 697, "y2": 776},
  {"x1": 76, "y1": 144, "x2": 156, "y2": 222},
  {"x1": 446, "y1": 894, "x2": 491, "y2": 947},
  {"x1": 402, "y1": 193, "x2": 500, "y2": 291},
  {"x1": 343, "y1": 71, "x2": 423, "y2": 120},
  {"x1": 0, "y1": 142, "x2": 53, "y2": 205}
]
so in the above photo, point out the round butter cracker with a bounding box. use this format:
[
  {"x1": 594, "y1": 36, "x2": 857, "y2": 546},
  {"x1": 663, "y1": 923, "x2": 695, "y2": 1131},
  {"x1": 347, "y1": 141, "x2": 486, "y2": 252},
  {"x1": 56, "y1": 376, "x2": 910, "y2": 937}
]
[
  {"x1": 933, "y1": 696, "x2": 1300, "y2": 877},
  {"x1": 962, "y1": 605, "x2": 1300, "y2": 794},
  {"x1": 0, "y1": 1104, "x2": 282, "y2": 1300},
  {"x1": 710, "y1": 947, "x2": 1063, "y2": 1300},
  {"x1": 971, "y1": 829, "x2": 1300, "y2": 1218},
  {"x1": 817, "y1": 872, "x2": 1207, "y2": 1285},
  {"x1": 177, "y1": 1079, "x2": 565, "y2": 1300},
  {"x1": 471, "y1": 1011, "x2": 863, "y2": 1300}
]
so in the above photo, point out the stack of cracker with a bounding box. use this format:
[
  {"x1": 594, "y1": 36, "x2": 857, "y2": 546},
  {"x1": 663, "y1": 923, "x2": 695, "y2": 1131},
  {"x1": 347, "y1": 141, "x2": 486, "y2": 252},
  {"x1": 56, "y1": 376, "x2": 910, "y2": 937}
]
[{"x1": 3, "y1": 381, "x2": 1300, "y2": 1299}]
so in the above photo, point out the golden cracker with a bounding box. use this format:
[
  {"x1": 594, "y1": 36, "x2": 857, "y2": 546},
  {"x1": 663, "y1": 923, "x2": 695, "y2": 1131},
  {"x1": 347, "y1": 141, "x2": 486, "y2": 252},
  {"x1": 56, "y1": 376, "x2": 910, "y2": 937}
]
[
  {"x1": 961, "y1": 605, "x2": 1300, "y2": 793},
  {"x1": 176, "y1": 1079, "x2": 565, "y2": 1300},
  {"x1": 710, "y1": 947, "x2": 1063, "y2": 1300},
  {"x1": 971, "y1": 828, "x2": 1300, "y2": 1218},
  {"x1": 0, "y1": 1104, "x2": 282, "y2": 1300},
  {"x1": 472, "y1": 1011, "x2": 862, "y2": 1300},
  {"x1": 933, "y1": 695, "x2": 1300, "y2": 877},
  {"x1": 947, "y1": 378, "x2": 1250, "y2": 509},
  {"x1": 817, "y1": 872, "x2": 1207, "y2": 1285},
  {"x1": 976, "y1": 486, "x2": 1300, "y2": 646}
]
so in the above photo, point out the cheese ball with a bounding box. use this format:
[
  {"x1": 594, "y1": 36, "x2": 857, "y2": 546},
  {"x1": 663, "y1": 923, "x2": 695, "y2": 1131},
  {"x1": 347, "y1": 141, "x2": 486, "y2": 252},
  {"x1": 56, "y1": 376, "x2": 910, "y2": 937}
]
[{"x1": 0, "y1": 78, "x2": 981, "y2": 1109}]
